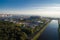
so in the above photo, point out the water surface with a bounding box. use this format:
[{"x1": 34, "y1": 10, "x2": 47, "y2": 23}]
[{"x1": 38, "y1": 20, "x2": 59, "y2": 40}]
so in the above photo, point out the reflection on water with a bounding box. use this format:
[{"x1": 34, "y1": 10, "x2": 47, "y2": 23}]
[
  {"x1": 58, "y1": 23, "x2": 60, "y2": 40},
  {"x1": 38, "y1": 20, "x2": 59, "y2": 40}
]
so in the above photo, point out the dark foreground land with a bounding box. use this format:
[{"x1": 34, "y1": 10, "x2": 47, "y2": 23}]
[{"x1": 0, "y1": 15, "x2": 51, "y2": 40}]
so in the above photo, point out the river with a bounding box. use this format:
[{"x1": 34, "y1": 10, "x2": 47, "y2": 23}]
[{"x1": 38, "y1": 20, "x2": 59, "y2": 40}]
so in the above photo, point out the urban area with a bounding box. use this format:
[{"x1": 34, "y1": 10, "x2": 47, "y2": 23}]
[{"x1": 0, "y1": 14, "x2": 51, "y2": 40}]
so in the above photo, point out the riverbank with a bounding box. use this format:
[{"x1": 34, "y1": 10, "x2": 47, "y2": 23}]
[
  {"x1": 31, "y1": 20, "x2": 51, "y2": 40},
  {"x1": 38, "y1": 20, "x2": 59, "y2": 40}
]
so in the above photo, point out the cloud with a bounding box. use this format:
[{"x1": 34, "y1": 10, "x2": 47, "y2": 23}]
[{"x1": 1, "y1": 4, "x2": 60, "y2": 18}]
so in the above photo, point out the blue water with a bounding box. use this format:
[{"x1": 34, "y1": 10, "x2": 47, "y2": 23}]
[{"x1": 38, "y1": 20, "x2": 59, "y2": 40}]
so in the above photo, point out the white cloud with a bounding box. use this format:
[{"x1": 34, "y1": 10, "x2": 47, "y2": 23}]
[{"x1": 1, "y1": 4, "x2": 60, "y2": 18}]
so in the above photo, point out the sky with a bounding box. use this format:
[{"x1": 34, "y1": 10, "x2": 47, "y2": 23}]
[{"x1": 0, "y1": 0, "x2": 60, "y2": 18}]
